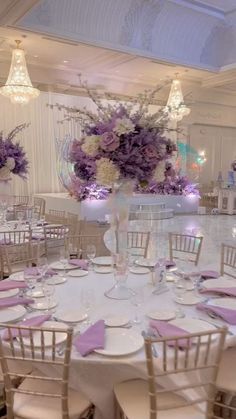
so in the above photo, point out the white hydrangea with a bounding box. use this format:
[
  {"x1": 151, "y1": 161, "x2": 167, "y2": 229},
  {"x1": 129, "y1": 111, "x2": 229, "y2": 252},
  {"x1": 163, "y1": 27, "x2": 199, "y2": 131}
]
[
  {"x1": 0, "y1": 166, "x2": 11, "y2": 180},
  {"x1": 153, "y1": 161, "x2": 166, "y2": 183},
  {"x1": 113, "y1": 118, "x2": 135, "y2": 136},
  {"x1": 96, "y1": 158, "x2": 120, "y2": 186},
  {"x1": 81, "y1": 135, "x2": 101, "y2": 157},
  {"x1": 5, "y1": 157, "x2": 15, "y2": 170}
]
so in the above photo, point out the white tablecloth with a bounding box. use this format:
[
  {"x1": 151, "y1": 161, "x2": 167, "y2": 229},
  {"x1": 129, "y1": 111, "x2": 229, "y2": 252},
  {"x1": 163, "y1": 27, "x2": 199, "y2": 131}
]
[{"x1": 34, "y1": 269, "x2": 236, "y2": 419}]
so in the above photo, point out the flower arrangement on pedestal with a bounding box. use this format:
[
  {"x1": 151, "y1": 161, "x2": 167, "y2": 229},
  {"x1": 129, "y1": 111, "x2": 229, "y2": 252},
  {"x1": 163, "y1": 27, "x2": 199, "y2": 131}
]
[{"x1": 0, "y1": 124, "x2": 29, "y2": 181}]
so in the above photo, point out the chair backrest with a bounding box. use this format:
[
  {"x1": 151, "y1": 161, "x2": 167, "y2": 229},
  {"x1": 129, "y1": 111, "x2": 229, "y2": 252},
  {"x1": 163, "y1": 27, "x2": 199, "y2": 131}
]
[
  {"x1": 13, "y1": 206, "x2": 34, "y2": 221},
  {"x1": 144, "y1": 327, "x2": 227, "y2": 419},
  {"x1": 169, "y1": 233, "x2": 203, "y2": 266},
  {"x1": 127, "y1": 231, "x2": 150, "y2": 257},
  {"x1": 0, "y1": 323, "x2": 73, "y2": 419},
  {"x1": 33, "y1": 197, "x2": 46, "y2": 218},
  {"x1": 0, "y1": 229, "x2": 31, "y2": 245},
  {"x1": 13, "y1": 196, "x2": 29, "y2": 206},
  {"x1": 67, "y1": 234, "x2": 103, "y2": 258},
  {"x1": 0, "y1": 240, "x2": 36, "y2": 278},
  {"x1": 221, "y1": 243, "x2": 236, "y2": 279},
  {"x1": 66, "y1": 212, "x2": 79, "y2": 236},
  {"x1": 43, "y1": 226, "x2": 68, "y2": 255}
]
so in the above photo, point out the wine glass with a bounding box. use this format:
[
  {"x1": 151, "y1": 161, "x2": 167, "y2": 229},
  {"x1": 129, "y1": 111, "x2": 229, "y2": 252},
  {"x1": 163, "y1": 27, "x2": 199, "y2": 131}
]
[
  {"x1": 60, "y1": 248, "x2": 69, "y2": 279},
  {"x1": 42, "y1": 282, "x2": 55, "y2": 311},
  {"x1": 37, "y1": 256, "x2": 49, "y2": 281},
  {"x1": 24, "y1": 268, "x2": 37, "y2": 297},
  {"x1": 86, "y1": 244, "x2": 96, "y2": 270},
  {"x1": 172, "y1": 277, "x2": 186, "y2": 318},
  {"x1": 130, "y1": 288, "x2": 144, "y2": 324},
  {"x1": 80, "y1": 289, "x2": 95, "y2": 325}
]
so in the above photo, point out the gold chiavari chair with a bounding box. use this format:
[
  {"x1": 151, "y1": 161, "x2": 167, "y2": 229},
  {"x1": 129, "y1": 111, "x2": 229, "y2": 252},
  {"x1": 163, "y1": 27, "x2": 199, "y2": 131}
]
[
  {"x1": 114, "y1": 327, "x2": 227, "y2": 419},
  {"x1": 0, "y1": 323, "x2": 93, "y2": 419},
  {"x1": 169, "y1": 233, "x2": 203, "y2": 266},
  {"x1": 0, "y1": 241, "x2": 37, "y2": 279},
  {"x1": 0, "y1": 229, "x2": 30, "y2": 246},
  {"x1": 67, "y1": 234, "x2": 104, "y2": 258},
  {"x1": 67, "y1": 212, "x2": 80, "y2": 236},
  {"x1": 46, "y1": 209, "x2": 66, "y2": 225},
  {"x1": 12, "y1": 196, "x2": 29, "y2": 206},
  {"x1": 43, "y1": 225, "x2": 68, "y2": 256},
  {"x1": 33, "y1": 197, "x2": 46, "y2": 219},
  {"x1": 220, "y1": 243, "x2": 236, "y2": 279},
  {"x1": 126, "y1": 231, "x2": 150, "y2": 257}
]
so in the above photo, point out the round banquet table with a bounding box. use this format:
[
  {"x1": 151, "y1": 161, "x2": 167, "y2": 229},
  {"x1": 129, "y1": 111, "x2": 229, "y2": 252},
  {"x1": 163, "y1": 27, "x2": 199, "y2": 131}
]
[{"x1": 29, "y1": 268, "x2": 236, "y2": 419}]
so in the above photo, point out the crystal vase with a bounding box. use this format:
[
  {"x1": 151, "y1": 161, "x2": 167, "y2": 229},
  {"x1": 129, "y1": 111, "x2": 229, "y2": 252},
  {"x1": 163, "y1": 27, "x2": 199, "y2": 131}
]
[{"x1": 104, "y1": 180, "x2": 134, "y2": 300}]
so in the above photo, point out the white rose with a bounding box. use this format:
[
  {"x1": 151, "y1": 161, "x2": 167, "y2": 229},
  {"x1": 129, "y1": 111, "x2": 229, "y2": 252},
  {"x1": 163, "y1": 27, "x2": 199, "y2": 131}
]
[
  {"x1": 113, "y1": 118, "x2": 135, "y2": 136},
  {"x1": 96, "y1": 158, "x2": 120, "y2": 186},
  {"x1": 0, "y1": 166, "x2": 11, "y2": 180},
  {"x1": 81, "y1": 135, "x2": 101, "y2": 157},
  {"x1": 5, "y1": 157, "x2": 15, "y2": 170},
  {"x1": 153, "y1": 161, "x2": 166, "y2": 183}
]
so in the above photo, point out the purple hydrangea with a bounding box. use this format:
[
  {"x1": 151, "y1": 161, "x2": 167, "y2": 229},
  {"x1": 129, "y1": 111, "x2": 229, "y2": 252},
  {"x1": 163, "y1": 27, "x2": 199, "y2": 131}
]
[{"x1": 0, "y1": 125, "x2": 29, "y2": 178}]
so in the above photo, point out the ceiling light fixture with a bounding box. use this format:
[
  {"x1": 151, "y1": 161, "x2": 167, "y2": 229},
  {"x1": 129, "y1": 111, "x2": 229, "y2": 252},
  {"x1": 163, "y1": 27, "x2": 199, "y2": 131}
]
[
  {"x1": 0, "y1": 40, "x2": 40, "y2": 105},
  {"x1": 165, "y1": 77, "x2": 190, "y2": 121}
]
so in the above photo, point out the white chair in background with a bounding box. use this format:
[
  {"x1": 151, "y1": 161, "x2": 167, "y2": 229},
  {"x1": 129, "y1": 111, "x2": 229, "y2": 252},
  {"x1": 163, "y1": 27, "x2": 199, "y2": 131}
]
[{"x1": 169, "y1": 232, "x2": 203, "y2": 266}]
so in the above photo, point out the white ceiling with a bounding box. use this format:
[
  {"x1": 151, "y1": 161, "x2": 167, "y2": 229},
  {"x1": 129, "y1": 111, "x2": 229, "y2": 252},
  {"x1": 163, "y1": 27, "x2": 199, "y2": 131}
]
[{"x1": 1, "y1": 0, "x2": 236, "y2": 99}]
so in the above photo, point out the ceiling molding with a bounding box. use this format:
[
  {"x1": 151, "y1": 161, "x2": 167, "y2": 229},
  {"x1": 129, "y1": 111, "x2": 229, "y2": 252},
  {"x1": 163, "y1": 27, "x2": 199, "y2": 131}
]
[
  {"x1": 169, "y1": 0, "x2": 225, "y2": 19},
  {"x1": 202, "y1": 69, "x2": 236, "y2": 88},
  {"x1": 0, "y1": 0, "x2": 40, "y2": 26}
]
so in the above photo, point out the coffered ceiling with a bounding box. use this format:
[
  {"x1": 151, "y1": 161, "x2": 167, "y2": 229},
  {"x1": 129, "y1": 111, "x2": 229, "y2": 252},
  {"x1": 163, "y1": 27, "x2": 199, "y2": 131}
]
[{"x1": 1, "y1": 0, "x2": 236, "y2": 101}]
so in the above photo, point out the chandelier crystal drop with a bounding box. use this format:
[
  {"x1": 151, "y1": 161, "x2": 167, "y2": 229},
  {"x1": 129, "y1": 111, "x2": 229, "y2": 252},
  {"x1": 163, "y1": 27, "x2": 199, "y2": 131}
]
[
  {"x1": 0, "y1": 40, "x2": 40, "y2": 105},
  {"x1": 165, "y1": 79, "x2": 190, "y2": 121}
]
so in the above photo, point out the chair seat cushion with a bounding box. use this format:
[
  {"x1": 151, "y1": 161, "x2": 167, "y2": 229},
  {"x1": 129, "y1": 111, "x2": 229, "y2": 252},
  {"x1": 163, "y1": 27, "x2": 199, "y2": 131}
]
[
  {"x1": 13, "y1": 369, "x2": 91, "y2": 419},
  {"x1": 114, "y1": 379, "x2": 205, "y2": 419},
  {"x1": 217, "y1": 347, "x2": 236, "y2": 392}
]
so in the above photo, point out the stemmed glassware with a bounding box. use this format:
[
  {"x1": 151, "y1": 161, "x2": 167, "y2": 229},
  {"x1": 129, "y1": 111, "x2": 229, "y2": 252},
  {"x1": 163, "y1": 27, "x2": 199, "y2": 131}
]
[
  {"x1": 86, "y1": 244, "x2": 96, "y2": 270},
  {"x1": 42, "y1": 282, "x2": 55, "y2": 311},
  {"x1": 37, "y1": 257, "x2": 49, "y2": 281},
  {"x1": 130, "y1": 288, "x2": 144, "y2": 324},
  {"x1": 80, "y1": 289, "x2": 95, "y2": 325},
  {"x1": 24, "y1": 268, "x2": 37, "y2": 297},
  {"x1": 60, "y1": 248, "x2": 69, "y2": 280}
]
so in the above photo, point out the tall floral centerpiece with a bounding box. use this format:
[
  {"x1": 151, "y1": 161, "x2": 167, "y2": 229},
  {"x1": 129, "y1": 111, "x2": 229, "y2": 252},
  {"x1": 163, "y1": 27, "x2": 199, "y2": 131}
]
[{"x1": 51, "y1": 80, "x2": 177, "y2": 298}]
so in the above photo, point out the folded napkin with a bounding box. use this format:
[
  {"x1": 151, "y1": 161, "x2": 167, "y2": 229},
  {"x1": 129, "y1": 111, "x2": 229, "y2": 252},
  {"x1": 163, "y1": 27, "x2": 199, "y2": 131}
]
[
  {"x1": 201, "y1": 270, "x2": 219, "y2": 280},
  {"x1": 2, "y1": 314, "x2": 51, "y2": 340},
  {"x1": 45, "y1": 268, "x2": 58, "y2": 277},
  {"x1": 0, "y1": 281, "x2": 27, "y2": 291},
  {"x1": 200, "y1": 287, "x2": 236, "y2": 297},
  {"x1": 0, "y1": 297, "x2": 34, "y2": 308},
  {"x1": 149, "y1": 320, "x2": 192, "y2": 349},
  {"x1": 69, "y1": 259, "x2": 88, "y2": 270},
  {"x1": 74, "y1": 320, "x2": 105, "y2": 356},
  {"x1": 196, "y1": 303, "x2": 236, "y2": 325}
]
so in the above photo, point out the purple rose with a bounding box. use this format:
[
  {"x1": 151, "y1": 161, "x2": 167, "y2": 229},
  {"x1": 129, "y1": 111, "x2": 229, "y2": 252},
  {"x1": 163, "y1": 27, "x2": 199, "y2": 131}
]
[
  {"x1": 100, "y1": 132, "x2": 120, "y2": 152},
  {"x1": 144, "y1": 144, "x2": 158, "y2": 158}
]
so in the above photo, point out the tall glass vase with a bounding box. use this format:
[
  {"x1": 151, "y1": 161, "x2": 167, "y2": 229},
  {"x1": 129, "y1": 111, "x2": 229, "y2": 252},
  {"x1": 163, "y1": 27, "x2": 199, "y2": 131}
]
[{"x1": 104, "y1": 180, "x2": 134, "y2": 300}]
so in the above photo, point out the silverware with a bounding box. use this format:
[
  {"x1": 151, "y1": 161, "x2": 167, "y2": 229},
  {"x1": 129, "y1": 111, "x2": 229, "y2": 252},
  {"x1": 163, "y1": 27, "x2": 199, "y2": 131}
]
[
  {"x1": 196, "y1": 317, "x2": 234, "y2": 336},
  {"x1": 105, "y1": 323, "x2": 132, "y2": 329},
  {"x1": 141, "y1": 330, "x2": 158, "y2": 358}
]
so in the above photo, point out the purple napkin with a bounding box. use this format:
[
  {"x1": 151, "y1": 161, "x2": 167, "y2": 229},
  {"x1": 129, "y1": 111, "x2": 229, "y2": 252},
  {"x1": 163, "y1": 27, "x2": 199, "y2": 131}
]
[
  {"x1": 201, "y1": 270, "x2": 219, "y2": 280},
  {"x1": 200, "y1": 287, "x2": 236, "y2": 297},
  {"x1": 0, "y1": 297, "x2": 34, "y2": 308},
  {"x1": 74, "y1": 320, "x2": 105, "y2": 356},
  {"x1": 0, "y1": 239, "x2": 12, "y2": 245},
  {"x1": 149, "y1": 320, "x2": 192, "y2": 349},
  {"x1": 69, "y1": 259, "x2": 88, "y2": 270},
  {"x1": 197, "y1": 303, "x2": 236, "y2": 325},
  {"x1": 165, "y1": 260, "x2": 176, "y2": 268},
  {"x1": 24, "y1": 267, "x2": 41, "y2": 277},
  {"x1": 2, "y1": 314, "x2": 51, "y2": 340},
  {"x1": 45, "y1": 268, "x2": 58, "y2": 277},
  {"x1": 0, "y1": 281, "x2": 27, "y2": 291}
]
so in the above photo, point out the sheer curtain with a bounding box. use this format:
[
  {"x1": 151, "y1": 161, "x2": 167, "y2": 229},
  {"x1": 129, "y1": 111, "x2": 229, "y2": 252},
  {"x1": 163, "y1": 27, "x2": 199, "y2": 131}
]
[{"x1": 0, "y1": 91, "x2": 96, "y2": 197}]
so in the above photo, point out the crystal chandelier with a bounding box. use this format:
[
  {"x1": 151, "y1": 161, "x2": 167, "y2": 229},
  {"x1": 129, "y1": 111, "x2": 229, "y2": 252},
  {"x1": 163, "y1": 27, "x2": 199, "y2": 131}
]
[
  {"x1": 0, "y1": 40, "x2": 40, "y2": 105},
  {"x1": 165, "y1": 79, "x2": 190, "y2": 121}
]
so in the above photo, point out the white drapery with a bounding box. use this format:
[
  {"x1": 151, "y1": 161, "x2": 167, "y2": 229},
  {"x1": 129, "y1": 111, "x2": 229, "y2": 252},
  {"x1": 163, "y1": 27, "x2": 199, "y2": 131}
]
[{"x1": 0, "y1": 91, "x2": 96, "y2": 197}]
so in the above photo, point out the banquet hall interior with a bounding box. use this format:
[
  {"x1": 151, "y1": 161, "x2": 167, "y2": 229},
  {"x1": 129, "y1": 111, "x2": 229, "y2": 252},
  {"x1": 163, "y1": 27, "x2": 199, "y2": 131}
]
[{"x1": 0, "y1": 0, "x2": 236, "y2": 418}]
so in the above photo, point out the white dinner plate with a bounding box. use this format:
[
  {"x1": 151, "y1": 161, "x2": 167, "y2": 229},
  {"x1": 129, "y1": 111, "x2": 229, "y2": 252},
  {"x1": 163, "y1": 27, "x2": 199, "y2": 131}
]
[
  {"x1": 135, "y1": 258, "x2": 156, "y2": 268},
  {"x1": 129, "y1": 266, "x2": 150, "y2": 275},
  {"x1": 0, "y1": 305, "x2": 26, "y2": 323},
  {"x1": 50, "y1": 262, "x2": 78, "y2": 271},
  {"x1": 30, "y1": 299, "x2": 58, "y2": 311},
  {"x1": 47, "y1": 276, "x2": 67, "y2": 285},
  {"x1": 147, "y1": 310, "x2": 176, "y2": 321},
  {"x1": 202, "y1": 278, "x2": 236, "y2": 289},
  {"x1": 0, "y1": 288, "x2": 19, "y2": 299},
  {"x1": 94, "y1": 266, "x2": 113, "y2": 274},
  {"x1": 174, "y1": 293, "x2": 202, "y2": 305},
  {"x1": 94, "y1": 328, "x2": 143, "y2": 356},
  {"x1": 92, "y1": 256, "x2": 112, "y2": 266},
  {"x1": 166, "y1": 273, "x2": 176, "y2": 282},
  {"x1": 26, "y1": 288, "x2": 44, "y2": 298},
  {"x1": 104, "y1": 316, "x2": 130, "y2": 327},
  {"x1": 55, "y1": 310, "x2": 87, "y2": 323},
  {"x1": 169, "y1": 318, "x2": 217, "y2": 343},
  {"x1": 9, "y1": 272, "x2": 24, "y2": 282},
  {"x1": 208, "y1": 297, "x2": 236, "y2": 310},
  {"x1": 68, "y1": 270, "x2": 88, "y2": 277},
  {"x1": 19, "y1": 321, "x2": 68, "y2": 348}
]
